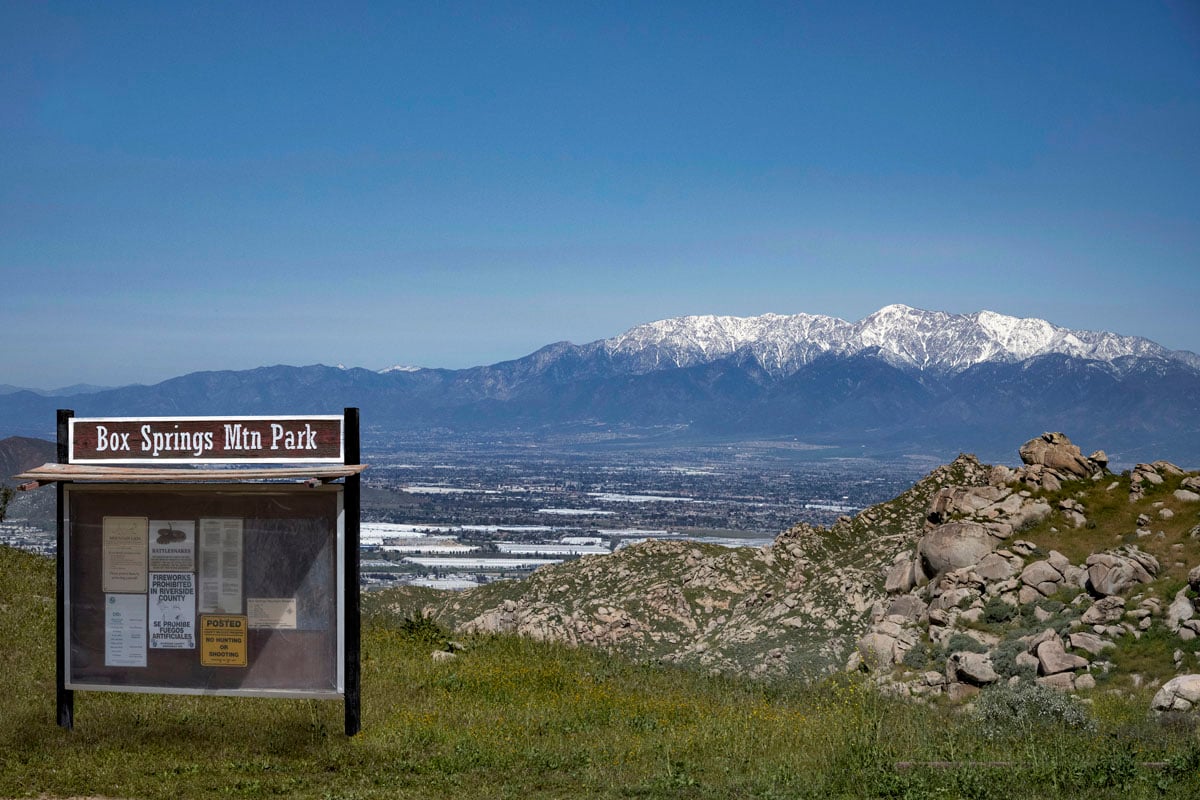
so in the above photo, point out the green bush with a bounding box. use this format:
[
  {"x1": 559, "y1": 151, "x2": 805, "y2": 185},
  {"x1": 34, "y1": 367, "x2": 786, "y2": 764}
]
[
  {"x1": 991, "y1": 638, "x2": 1036, "y2": 680},
  {"x1": 1037, "y1": 598, "x2": 1066, "y2": 614},
  {"x1": 974, "y1": 681, "x2": 1096, "y2": 740},
  {"x1": 901, "y1": 640, "x2": 932, "y2": 669},
  {"x1": 944, "y1": 632, "x2": 988, "y2": 654},
  {"x1": 398, "y1": 611, "x2": 450, "y2": 646},
  {"x1": 982, "y1": 595, "x2": 1017, "y2": 623}
]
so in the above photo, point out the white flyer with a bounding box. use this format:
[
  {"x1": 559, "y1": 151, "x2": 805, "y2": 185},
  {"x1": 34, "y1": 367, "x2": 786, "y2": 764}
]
[
  {"x1": 105, "y1": 593, "x2": 148, "y2": 667},
  {"x1": 149, "y1": 572, "x2": 196, "y2": 649},
  {"x1": 198, "y1": 518, "x2": 243, "y2": 613}
]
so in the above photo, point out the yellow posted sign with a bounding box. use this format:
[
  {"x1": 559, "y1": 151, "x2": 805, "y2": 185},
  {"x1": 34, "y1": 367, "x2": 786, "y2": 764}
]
[{"x1": 200, "y1": 614, "x2": 248, "y2": 667}]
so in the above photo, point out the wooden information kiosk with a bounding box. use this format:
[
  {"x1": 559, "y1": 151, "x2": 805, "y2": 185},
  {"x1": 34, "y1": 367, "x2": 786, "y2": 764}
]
[{"x1": 14, "y1": 409, "x2": 364, "y2": 736}]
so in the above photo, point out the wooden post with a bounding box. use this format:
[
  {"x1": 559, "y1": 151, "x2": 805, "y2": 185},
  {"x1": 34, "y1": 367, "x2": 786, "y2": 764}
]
[
  {"x1": 56, "y1": 409, "x2": 74, "y2": 730},
  {"x1": 343, "y1": 407, "x2": 361, "y2": 736}
]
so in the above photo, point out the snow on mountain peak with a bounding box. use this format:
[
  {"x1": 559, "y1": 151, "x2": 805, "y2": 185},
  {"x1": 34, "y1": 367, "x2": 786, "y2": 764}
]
[
  {"x1": 871, "y1": 302, "x2": 920, "y2": 317},
  {"x1": 605, "y1": 311, "x2": 846, "y2": 373},
  {"x1": 601, "y1": 305, "x2": 1182, "y2": 376}
]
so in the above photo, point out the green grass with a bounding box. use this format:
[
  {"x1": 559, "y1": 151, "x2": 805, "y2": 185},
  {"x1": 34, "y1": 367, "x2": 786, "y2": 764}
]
[
  {"x1": 1018, "y1": 471, "x2": 1200, "y2": 583},
  {"x1": 2, "y1": 545, "x2": 1200, "y2": 799},
  {"x1": 1108, "y1": 625, "x2": 1200, "y2": 686}
]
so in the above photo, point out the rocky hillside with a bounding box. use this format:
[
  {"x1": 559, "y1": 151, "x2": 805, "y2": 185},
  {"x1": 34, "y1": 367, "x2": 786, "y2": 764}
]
[
  {"x1": 374, "y1": 453, "x2": 984, "y2": 677},
  {"x1": 854, "y1": 433, "x2": 1200, "y2": 709},
  {"x1": 373, "y1": 433, "x2": 1200, "y2": 704}
]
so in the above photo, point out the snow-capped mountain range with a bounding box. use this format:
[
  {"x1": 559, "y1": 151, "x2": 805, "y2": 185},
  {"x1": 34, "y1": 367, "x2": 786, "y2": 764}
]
[
  {"x1": 368, "y1": 304, "x2": 1197, "y2": 378},
  {"x1": 3, "y1": 304, "x2": 1198, "y2": 463},
  {"x1": 599, "y1": 304, "x2": 1198, "y2": 376}
]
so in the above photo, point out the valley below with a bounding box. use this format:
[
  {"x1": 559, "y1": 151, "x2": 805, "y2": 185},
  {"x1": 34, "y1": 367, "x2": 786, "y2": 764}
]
[{"x1": 1, "y1": 435, "x2": 927, "y2": 590}]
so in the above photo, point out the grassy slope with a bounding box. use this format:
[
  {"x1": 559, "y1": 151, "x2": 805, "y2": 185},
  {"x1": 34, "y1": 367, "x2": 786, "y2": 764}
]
[
  {"x1": 2, "y1": 546, "x2": 1200, "y2": 799},
  {"x1": 993, "y1": 469, "x2": 1200, "y2": 688}
]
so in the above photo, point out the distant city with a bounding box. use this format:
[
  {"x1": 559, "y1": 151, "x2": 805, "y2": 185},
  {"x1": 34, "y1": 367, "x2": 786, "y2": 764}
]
[{"x1": 1, "y1": 438, "x2": 929, "y2": 590}]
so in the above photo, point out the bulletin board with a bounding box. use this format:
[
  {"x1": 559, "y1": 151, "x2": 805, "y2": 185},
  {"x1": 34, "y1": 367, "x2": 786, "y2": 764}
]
[
  {"x1": 64, "y1": 483, "x2": 344, "y2": 697},
  {"x1": 12, "y1": 409, "x2": 364, "y2": 736}
]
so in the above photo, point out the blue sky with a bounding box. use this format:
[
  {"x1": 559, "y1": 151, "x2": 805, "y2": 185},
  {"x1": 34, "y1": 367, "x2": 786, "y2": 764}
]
[{"x1": 3, "y1": 1, "x2": 1198, "y2": 389}]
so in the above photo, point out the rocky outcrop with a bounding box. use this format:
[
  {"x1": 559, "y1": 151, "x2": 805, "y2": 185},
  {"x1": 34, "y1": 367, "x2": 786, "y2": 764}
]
[
  {"x1": 1080, "y1": 596, "x2": 1125, "y2": 625},
  {"x1": 918, "y1": 522, "x2": 996, "y2": 578},
  {"x1": 927, "y1": 485, "x2": 1013, "y2": 523},
  {"x1": 1020, "y1": 559, "x2": 1066, "y2": 597},
  {"x1": 1153, "y1": 675, "x2": 1200, "y2": 712},
  {"x1": 1068, "y1": 631, "x2": 1115, "y2": 656},
  {"x1": 1085, "y1": 546, "x2": 1159, "y2": 596},
  {"x1": 846, "y1": 435, "x2": 1200, "y2": 708},
  {"x1": 1037, "y1": 639, "x2": 1088, "y2": 675},
  {"x1": 947, "y1": 651, "x2": 999, "y2": 686},
  {"x1": 1018, "y1": 432, "x2": 1104, "y2": 479},
  {"x1": 882, "y1": 471, "x2": 1079, "y2": 608},
  {"x1": 1167, "y1": 589, "x2": 1195, "y2": 632},
  {"x1": 883, "y1": 471, "x2": 1072, "y2": 604},
  {"x1": 1130, "y1": 463, "x2": 1168, "y2": 502}
]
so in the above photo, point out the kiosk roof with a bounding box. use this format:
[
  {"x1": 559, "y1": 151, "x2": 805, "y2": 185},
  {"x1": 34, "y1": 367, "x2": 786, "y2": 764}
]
[{"x1": 14, "y1": 462, "x2": 366, "y2": 487}]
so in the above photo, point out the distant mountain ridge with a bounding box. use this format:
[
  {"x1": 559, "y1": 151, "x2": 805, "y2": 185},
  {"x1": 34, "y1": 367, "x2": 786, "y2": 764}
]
[
  {"x1": 1, "y1": 305, "x2": 1198, "y2": 464},
  {"x1": 0, "y1": 383, "x2": 121, "y2": 397}
]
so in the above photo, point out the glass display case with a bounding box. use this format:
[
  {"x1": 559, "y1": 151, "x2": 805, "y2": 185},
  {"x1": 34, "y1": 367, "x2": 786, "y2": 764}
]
[{"x1": 65, "y1": 483, "x2": 344, "y2": 697}]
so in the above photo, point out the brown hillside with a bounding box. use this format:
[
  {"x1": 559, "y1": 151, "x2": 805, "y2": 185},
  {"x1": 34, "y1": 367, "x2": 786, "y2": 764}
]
[{"x1": 0, "y1": 436, "x2": 56, "y2": 483}]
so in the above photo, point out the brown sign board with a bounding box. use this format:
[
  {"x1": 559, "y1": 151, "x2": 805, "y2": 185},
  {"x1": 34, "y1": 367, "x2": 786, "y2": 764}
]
[{"x1": 69, "y1": 416, "x2": 344, "y2": 464}]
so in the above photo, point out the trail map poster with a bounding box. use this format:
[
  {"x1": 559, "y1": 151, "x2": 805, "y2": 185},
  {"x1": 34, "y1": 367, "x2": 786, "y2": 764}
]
[
  {"x1": 199, "y1": 518, "x2": 243, "y2": 613},
  {"x1": 148, "y1": 520, "x2": 195, "y2": 572},
  {"x1": 149, "y1": 572, "x2": 196, "y2": 649},
  {"x1": 102, "y1": 516, "x2": 148, "y2": 593}
]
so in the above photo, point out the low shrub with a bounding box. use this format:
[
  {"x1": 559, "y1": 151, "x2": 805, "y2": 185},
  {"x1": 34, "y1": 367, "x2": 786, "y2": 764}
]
[
  {"x1": 1037, "y1": 598, "x2": 1066, "y2": 614},
  {"x1": 398, "y1": 611, "x2": 450, "y2": 645},
  {"x1": 901, "y1": 640, "x2": 933, "y2": 669},
  {"x1": 982, "y1": 595, "x2": 1017, "y2": 623},
  {"x1": 991, "y1": 638, "x2": 1036, "y2": 680},
  {"x1": 974, "y1": 681, "x2": 1096, "y2": 740},
  {"x1": 944, "y1": 632, "x2": 988, "y2": 654}
]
